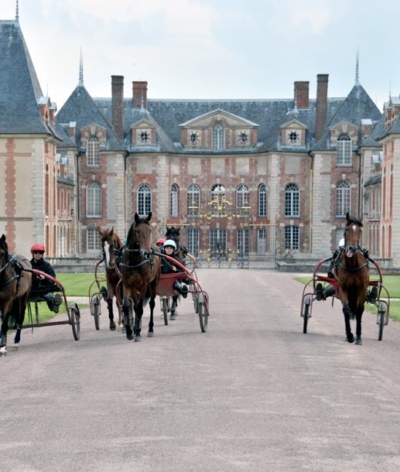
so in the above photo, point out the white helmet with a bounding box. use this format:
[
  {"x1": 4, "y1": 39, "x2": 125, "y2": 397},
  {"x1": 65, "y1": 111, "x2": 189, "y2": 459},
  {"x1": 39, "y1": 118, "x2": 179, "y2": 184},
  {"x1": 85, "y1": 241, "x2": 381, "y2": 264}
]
[{"x1": 163, "y1": 239, "x2": 177, "y2": 250}]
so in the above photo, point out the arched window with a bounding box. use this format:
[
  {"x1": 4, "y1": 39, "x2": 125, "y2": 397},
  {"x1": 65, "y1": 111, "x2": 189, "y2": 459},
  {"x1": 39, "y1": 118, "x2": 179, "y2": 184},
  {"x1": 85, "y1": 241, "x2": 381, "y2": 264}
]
[
  {"x1": 337, "y1": 133, "x2": 351, "y2": 166},
  {"x1": 188, "y1": 184, "x2": 201, "y2": 217},
  {"x1": 285, "y1": 183, "x2": 299, "y2": 217},
  {"x1": 137, "y1": 184, "x2": 152, "y2": 217},
  {"x1": 211, "y1": 183, "x2": 225, "y2": 200},
  {"x1": 336, "y1": 180, "x2": 351, "y2": 217},
  {"x1": 86, "y1": 181, "x2": 102, "y2": 217},
  {"x1": 258, "y1": 184, "x2": 266, "y2": 217},
  {"x1": 236, "y1": 184, "x2": 249, "y2": 216},
  {"x1": 213, "y1": 122, "x2": 225, "y2": 150},
  {"x1": 211, "y1": 184, "x2": 226, "y2": 216},
  {"x1": 87, "y1": 137, "x2": 100, "y2": 166},
  {"x1": 170, "y1": 184, "x2": 179, "y2": 217}
]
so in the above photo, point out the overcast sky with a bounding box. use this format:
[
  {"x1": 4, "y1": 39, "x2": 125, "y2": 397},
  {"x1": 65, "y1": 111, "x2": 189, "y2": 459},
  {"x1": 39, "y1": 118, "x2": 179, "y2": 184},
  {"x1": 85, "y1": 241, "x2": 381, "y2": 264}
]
[{"x1": 3, "y1": 0, "x2": 400, "y2": 111}]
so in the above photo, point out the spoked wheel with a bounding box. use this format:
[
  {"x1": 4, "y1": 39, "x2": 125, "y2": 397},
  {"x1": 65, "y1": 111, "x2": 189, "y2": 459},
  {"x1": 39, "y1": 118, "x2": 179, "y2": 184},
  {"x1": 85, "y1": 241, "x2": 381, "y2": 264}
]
[
  {"x1": 193, "y1": 290, "x2": 199, "y2": 314},
  {"x1": 198, "y1": 295, "x2": 209, "y2": 333},
  {"x1": 378, "y1": 302, "x2": 386, "y2": 341},
  {"x1": 91, "y1": 295, "x2": 101, "y2": 330},
  {"x1": 69, "y1": 302, "x2": 81, "y2": 341},
  {"x1": 162, "y1": 297, "x2": 169, "y2": 326},
  {"x1": 302, "y1": 296, "x2": 311, "y2": 334}
]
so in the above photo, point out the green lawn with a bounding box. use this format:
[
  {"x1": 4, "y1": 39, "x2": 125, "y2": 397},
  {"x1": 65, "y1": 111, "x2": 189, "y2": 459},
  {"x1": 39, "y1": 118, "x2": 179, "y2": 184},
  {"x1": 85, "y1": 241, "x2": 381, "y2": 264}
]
[{"x1": 295, "y1": 275, "x2": 400, "y2": 322}]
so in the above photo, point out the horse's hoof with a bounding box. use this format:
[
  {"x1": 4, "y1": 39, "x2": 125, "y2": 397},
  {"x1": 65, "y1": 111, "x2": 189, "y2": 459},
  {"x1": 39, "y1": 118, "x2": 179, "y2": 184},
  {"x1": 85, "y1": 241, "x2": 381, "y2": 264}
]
[
  {"x1": 0, "y1": 347, "x2": 7, "y2": 356},
  {"x1": 13, "y1": 344, "x2": 19, "y2": 351},
  {"x1": 126, "y1": 333, "x2": 133, "y2": 341},
  {"x1": 148, "y1": 332, "x2": 154, "y2": 338},
  {"x1": 170, "y1": 313, "x2": 176, "y2": 320},
  {"x1": 355, "y1": 337, "x2": 362, "y2": 345},
  {"x1": 346, "y1": 334, "x2": 354, "y2": 343},
  {"x1": 109, "y1": 324, "x2": 117, "y2": 331},
  {"x1": 134, "y1": 335, "x2": 142, "y2": 342}
]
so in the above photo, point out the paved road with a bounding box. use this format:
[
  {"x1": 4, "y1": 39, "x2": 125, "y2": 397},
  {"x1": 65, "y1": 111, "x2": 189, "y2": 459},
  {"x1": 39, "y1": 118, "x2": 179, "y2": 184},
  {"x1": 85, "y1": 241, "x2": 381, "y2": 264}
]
[{"x1": 1, "y1": 269, "x2": 400, "y2": 472}]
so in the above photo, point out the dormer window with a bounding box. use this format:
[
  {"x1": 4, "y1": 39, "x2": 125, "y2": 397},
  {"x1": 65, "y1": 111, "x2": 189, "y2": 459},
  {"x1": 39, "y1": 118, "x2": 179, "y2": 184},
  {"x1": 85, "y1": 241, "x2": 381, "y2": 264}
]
[
  {"x1": 288, "y1": 131, "x2": 299, "y2": 144},
  {"x1": 213, "y1": 123, "x2": 225, "y2": 150},
  {"x1": 238, "y1": 131, "x2": 248, "y2": 144},
  {"x1": 140, "y1": 131, "x2": 149, "y2": 143},
  {"x1": 190, "y1": 132, "x2": 198, "y2": 145},
  {"x1": 337, "y1": 133, "x2": 351, "y2": 166}
]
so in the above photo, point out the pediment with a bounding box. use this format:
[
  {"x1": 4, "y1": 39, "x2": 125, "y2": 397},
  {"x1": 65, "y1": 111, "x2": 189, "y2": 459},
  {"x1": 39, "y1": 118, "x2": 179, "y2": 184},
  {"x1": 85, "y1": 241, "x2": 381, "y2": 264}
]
[
  {"x1": 130, "y1": 118, "x2": 156, "y2": 130},
  {"x1": 179, "y1": 109, "x2": 259, "y2": 129},
  {"x1": 81, "y1": 123, "x2": 107, "y2": 135},
  {"x1": 329, "y1": 120, "x2": 358, "y2": 134},
  {"x1": 280, "y1": 119, "x2": 308, "y2": 130}
]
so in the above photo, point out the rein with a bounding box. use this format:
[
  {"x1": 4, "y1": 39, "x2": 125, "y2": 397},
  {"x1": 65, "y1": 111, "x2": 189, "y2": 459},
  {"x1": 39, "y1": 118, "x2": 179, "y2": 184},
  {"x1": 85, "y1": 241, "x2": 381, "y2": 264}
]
[{"x1": 337, "y1": 247, "x2": 368, "y2": 273}]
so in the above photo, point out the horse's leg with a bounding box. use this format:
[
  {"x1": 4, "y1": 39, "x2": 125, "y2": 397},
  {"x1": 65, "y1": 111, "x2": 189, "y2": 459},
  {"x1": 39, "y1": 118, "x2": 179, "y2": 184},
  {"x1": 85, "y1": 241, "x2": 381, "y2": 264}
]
[
  {"x1": 122, "y1": 297, "x2": 133, "y2": 341},
  {"x1": 148, "y1": 296, "x2": 155, "y2": 338},
  {"x1": 355, "y1": 305, "x2": 364, "y2": 345},
  {"x1": 170, "y1": 295, "x2": 178, "y2": 320},
  {"x1": 0, "y1": 314, "x2": 9, "y2": 356},
  {"x1": 106, "y1": 299, "x2": 117, "y2": 331},
  {"x1": 13, "y1": 300, "x2": 26, "y2": 349},
  {"x1": 133, "y1": 301, "x2": 143, "y2": 342},
  {"x1": 342, "y1": 303, "x2": 354, "y2": 343}
]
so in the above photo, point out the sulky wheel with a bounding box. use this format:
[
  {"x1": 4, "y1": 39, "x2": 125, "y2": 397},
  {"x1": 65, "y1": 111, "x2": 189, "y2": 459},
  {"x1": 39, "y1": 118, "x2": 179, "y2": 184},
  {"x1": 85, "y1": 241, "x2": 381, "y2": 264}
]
[
  {"x1": 69, "y1": 302, "x2": 81, "y2": 341},
  {"x1": 92, "y1": 295, "x2": 100, "y2": 330},
  {"x1": 198, "y1": 299, "x2": 209, "y2": 333},
  {"x1": 162, "y1": 297, "x2": 169, "y2": 326},
  {"x1": 302, "y1": 296, "x2": 311, "y2": 334},
  {"x1": 378, "y1": 302, "x2": 386, "y2": 341}
]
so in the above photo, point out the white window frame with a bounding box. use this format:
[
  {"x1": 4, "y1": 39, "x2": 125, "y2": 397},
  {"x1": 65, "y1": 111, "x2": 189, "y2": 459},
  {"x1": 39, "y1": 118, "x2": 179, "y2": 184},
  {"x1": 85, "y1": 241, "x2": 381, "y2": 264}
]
[
  {"x1": 86, "y1": 182, "x2": 102, "y2": 217},
  {"x1": 170, "y1": 184, "x2": 179, "y2": 217},
  {"x1": 87, "y1": 137, "x2": 100, "y2": 166},
  {"x1": 137, "y1": 184, "x2": 152, "y2": 217},
  {"x1": 337, "y1": 133, "x2": 351, "y2": 166},
  {"x1": 336, "y1": 180, "x2": 351, "y2": 217},
  {"x1": 285, "y1": 183, "x2": 300, "y2": 217}
]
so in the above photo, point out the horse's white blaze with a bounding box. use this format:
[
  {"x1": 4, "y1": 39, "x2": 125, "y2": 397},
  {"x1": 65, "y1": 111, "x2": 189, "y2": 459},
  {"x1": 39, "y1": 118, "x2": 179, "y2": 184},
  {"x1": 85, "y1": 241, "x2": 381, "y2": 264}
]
[
  {"x1": 104, "y1": 241, "x2": 111, "y2": 267},
  {"x1": 352, "y1": 224, "x2": 357, "y2": 233}
]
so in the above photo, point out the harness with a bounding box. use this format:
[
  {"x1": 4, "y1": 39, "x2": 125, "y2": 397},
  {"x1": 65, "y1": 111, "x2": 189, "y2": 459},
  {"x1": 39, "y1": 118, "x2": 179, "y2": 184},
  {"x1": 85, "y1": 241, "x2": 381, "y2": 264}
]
[
  {"x1": 334, "y1": 246, "x2": 369, "y2": 273},
  {"x1": 0, "y1": 254, "x2": 26, "y2": 294}
]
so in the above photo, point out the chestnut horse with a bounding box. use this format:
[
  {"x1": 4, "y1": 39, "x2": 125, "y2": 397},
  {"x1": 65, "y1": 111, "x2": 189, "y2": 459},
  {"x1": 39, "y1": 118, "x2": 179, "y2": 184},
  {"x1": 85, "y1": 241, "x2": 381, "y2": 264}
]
[
  {"x1": 120, "y1": 213, "x2": 161, "y2": 341},
  {"x1": 97, "y1": 226, "x2": 124, "y2": 331},
  {"x1": 0, "y1": 234, "x2": 32, "y2": 355},
  {"x1": 336, "y1": 213, "x2": 369, "y2": 345}
]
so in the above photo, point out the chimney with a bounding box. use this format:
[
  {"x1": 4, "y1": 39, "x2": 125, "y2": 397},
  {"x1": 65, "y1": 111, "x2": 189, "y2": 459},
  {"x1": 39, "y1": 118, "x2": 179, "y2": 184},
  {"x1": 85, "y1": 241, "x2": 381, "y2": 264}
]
[
  {"x1": 315, "y1": 74, "x2": 329, "y2": 141},
  {"x1": 111, "y1": 75, "x2": 124, "y2": 141},
  {"x1": 294, "y1": 81, "x2": 309, "y2": 109},
  {"x1": 132, "y1": 81, "x2": 148, "y2": 108}
]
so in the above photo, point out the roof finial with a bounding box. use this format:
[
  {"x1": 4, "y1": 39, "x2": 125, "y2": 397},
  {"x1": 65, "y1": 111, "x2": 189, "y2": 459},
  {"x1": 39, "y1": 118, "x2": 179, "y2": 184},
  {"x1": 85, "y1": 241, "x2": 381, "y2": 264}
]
[
  {"x1": 15, "y1": 0, "x2": 19, "y2": 23},
  {"x1": 79, "y1": 48, "x2": 84, "y2": 86},
  {"x1": 355, "y1": 48, "x2": 360, "y2": 86}
]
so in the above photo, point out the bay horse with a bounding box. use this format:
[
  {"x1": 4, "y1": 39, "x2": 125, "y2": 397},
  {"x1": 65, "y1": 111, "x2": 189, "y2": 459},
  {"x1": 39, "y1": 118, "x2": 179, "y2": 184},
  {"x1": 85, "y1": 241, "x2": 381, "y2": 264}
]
[
  {"x1": 0, "y1": 234, "x2": 32, "y2": 355},
  {"x1": 335, "y1": 213, "x2": 369, "y2": 345},
  {"x1": 120, "y1": 212, "x2": 161, "y2": 341},
  {"x1": 96, "y1": 226, "x2": 124, "y2": 332}
]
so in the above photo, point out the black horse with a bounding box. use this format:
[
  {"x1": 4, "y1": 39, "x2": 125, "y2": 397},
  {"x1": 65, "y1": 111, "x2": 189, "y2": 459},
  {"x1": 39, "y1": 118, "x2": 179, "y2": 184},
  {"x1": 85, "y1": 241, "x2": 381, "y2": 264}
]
[{"x1": 0, "y1": 235, "x2": 32, "y2": 355}]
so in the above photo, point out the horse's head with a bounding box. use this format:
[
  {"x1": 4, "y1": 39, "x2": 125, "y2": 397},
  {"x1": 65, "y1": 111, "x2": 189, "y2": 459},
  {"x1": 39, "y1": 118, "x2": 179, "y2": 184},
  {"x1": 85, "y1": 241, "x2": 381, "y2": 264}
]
[
  {"x1": 0, "y1": 234, "x2": 9, "y2": 268},
  {"x1": 97, "y1": 226, "x2": 123, "y2": 269},
  {"x1": 126, "y1": 212, "x2": 152, "y2": 252},
  {"x1": 343, "y1": 212, "x2": 363, "y2": 258},
  {"x1": 165, "y1": 226, "x2": 181, "y2": 247}
]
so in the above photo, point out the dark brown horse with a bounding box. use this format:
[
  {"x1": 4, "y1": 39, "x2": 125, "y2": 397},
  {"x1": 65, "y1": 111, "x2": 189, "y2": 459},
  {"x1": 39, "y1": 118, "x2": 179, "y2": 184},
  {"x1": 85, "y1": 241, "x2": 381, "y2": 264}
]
[
  {"x1": 97, "y1": 226, "x2": 124, "y2": 332},
  {"x1": 0, "y1": 234, "x2": 32, "y2": 355},
  {"x1": 336, "y1": 213, "x2": 369, "y2": 345},
  {"x1": 165, "y1": 226, "x2": 188, "y2": 261},
  {"x1": 120, "y1": 212, "x2": 161, "y2": 341}
]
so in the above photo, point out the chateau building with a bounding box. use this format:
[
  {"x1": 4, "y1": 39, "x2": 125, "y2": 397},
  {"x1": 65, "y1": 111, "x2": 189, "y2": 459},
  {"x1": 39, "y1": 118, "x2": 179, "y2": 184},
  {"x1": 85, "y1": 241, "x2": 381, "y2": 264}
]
[{"x1": 1, "y1": 8, "x2": 400, "y2": 268}]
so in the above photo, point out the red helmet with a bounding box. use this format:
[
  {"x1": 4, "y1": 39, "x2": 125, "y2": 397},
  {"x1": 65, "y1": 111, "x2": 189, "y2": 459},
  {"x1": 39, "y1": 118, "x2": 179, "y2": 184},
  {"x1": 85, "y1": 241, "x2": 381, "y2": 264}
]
[
  {"x1": 31, "y1": 242, "x2": 45, "y2": 253},
  {"x1": 156, "y1": 238, "x2": 166, "y2": 245}
]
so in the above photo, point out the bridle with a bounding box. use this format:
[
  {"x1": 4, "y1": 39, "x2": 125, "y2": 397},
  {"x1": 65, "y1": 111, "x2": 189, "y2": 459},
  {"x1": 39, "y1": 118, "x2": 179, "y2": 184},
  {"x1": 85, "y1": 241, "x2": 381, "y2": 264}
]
[
  {"x1": 338, "y1": 224, "x2": 368, "y2": 272},
  {"x1": 120, "y1": 223, "x2": 155, "y2": 271}
]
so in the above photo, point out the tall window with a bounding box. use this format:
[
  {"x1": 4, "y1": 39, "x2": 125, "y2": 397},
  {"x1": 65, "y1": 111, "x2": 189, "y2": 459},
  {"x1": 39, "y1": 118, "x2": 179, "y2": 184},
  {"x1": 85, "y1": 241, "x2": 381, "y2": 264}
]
[
  {"x1": 87, "y1": 227, "x2": 101, "y2": 251},
  {"x1": 170, "y1": 184, "x2": 179, "y2": 217},
  {"x1": 285, "y1": 226, "x2": 299, "y2": 250},
  {"x1": 188, "y1": 228, "x2": 199, "y2": 256},
  {"x1": 87, "y1": 137, "x2": 100, "y2": 166},
  {"x1": 336, "y1": 180, "x2": 351, "y2": 217},
  {"x1": 209, "y1": 229, "x2": 226, "y2": 254},
  {"x1": 137, "y1": 184, "x2": 152, "y2": 217},
  {"x1": 213, "y1": 122, "x2": 225, "y2": 150},
  {"x1": 337, "y1": 133, "x2": 351, "y2": 166},
  {"x1": 257, "y1": 228, "x2": 267, "y2": 255},
  {"x1": 188, "y1": 184, "x2": 200, "y2": 217},
  {"x1": 211, "y1": 184, "x2": 226, "y2": 216},
  {"x1": 87, "y1": 182, "x2": 102, "y2": 217},
  {"x1": 258, "y1": 184, "x2": 266, "y2": 217},
  {"x1": 236, "y1": 184, "x2": 249, "y2": 215},
  {"x1": 285, "y1": 183, "x2": 299, "y2": 217},
  {"x1": 237, "y1": 229, "x2": 249, "y2": 255}
]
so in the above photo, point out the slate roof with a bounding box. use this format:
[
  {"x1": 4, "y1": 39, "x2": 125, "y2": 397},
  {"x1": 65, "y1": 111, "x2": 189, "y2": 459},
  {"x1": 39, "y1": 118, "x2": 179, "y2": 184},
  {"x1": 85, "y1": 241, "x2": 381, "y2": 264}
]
[
  {"x1": 56, "y1": 85, "x2": 125, "y2": 152},
  {"x1": 0, "y1": 20, "x2": 53, "y2": 135}
]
